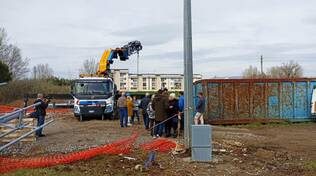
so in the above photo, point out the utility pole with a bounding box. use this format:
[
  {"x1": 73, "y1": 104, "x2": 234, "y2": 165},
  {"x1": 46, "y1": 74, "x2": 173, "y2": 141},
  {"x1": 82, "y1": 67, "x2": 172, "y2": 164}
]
[
  {"x1": 184, "y1": 0, "x2": 193, "y2": 148},
  {"x1": 137, "y1": 52, "x2": 139, "y2": 91},
  {"x1": 137, "y1": 52, "x2": 139, "y2": 76},
  {"x1": 260, "y1": 55, "x2": 263, "y2": 76}
]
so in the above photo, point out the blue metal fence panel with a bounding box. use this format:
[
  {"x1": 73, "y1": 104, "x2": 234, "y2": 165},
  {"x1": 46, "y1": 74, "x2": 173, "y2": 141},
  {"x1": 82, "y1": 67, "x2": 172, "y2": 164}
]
[
  {"x1": 281, "y1": 82, "x2": 294, "y2": 119},
  {"x1": 194, "y1": 78, "x2": 316, "y2": 122},
  {"x1": 267, "y1": 83, "x2": 280, "y2": 118},
  {"x1": 294, "y1": 82, "x2": 308, "y2": 118}
]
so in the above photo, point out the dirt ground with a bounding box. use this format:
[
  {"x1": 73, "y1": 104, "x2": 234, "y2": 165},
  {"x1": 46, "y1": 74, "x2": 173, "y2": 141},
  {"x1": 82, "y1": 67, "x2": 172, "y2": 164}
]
[{"x1": 1, "y1": 111, "x2": 316, "y2": 176}]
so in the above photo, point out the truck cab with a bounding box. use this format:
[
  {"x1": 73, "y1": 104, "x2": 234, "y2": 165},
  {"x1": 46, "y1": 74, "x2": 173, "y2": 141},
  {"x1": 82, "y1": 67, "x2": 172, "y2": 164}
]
[{"x1": 72, "y1": 77, "x2": 115, "y2": 121}]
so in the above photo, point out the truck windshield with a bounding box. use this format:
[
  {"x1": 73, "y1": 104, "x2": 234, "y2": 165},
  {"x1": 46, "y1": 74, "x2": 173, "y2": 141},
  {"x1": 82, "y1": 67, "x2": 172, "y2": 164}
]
[{"x1": 74, "y1": 81, "x2": 113, "y2": 95}]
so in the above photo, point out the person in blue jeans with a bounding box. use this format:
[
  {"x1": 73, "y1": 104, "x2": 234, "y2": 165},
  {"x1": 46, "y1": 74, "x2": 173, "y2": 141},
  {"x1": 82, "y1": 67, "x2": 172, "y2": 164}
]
[
  {"x1": 34, "y1": 93, "x2": 49, "y2": 137},
  {"x1": 140, "y1": 93, "x2": 151, "y2": 129},
  {"x1": 132, "y1": 96, "x2": 140, "y2": 124},
  {"x1": 154, "y1": 121, "x2": 164, "y2": 137},
  {"x1": 117, "y1": 92, "x2": 128, "y2": 127}
]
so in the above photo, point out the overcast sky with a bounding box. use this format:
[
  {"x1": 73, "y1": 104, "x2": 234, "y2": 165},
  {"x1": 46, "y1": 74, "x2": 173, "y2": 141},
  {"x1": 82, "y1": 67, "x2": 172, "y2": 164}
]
[{"x1": 1, "y1": 0, "x2": 316, "y2": 78}]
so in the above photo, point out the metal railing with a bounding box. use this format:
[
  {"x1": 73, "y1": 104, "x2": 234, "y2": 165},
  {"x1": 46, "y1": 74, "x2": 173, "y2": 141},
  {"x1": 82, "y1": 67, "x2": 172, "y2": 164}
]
[{"x1": 0, "y1": 102, "x2": 54, "y2": 151}]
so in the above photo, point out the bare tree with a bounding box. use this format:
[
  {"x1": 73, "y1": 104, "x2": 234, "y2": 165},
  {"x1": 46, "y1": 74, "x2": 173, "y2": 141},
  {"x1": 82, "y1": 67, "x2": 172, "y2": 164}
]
[
  {"x1": 0, "y1": 28, "x2": 29, "y2": 79},
  {"x1": 32, "y1": 63, "x2": 54, "y2": 79},
  {"x1": 266, "y1": 66, "x2": 283, "y2": 78},
  {"x1": 266, "y1": 61, "x2": 303, "y2": 78},
  {"x1": 79, "y1": 58, "x2": 98, "y2": 74},
  {"x1": 242, "y1": 65, "x2": 262, "y2": 78},
  {"x1": 279, "y1": 60, "x2": 303, "y2": 78},
  {"x1": 0, "y1": 28, "x2": 7, "y2": 54}
]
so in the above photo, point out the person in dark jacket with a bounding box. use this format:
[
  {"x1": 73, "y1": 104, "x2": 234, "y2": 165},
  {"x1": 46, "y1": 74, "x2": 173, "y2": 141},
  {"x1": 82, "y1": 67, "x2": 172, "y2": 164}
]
[
  {"x1": 194, "y1": 92, "x2": 205, "y2": 125},
  {"x1": 166, "y1": 93, "x2": 179, "y2": 138},
  {"x1": 140, "y1": 93, "x2": 151, "y2": 129},
  {"x1": 152, "y1": 90, "x2": 168, "y2": 137},
  {"x1": 34, "y1": 93, "x2": 50, "y2": 137}
]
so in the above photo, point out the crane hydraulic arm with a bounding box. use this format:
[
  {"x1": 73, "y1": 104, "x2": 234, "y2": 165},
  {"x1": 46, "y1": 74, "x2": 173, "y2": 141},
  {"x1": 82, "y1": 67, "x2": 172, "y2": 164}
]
[{"x1": 97, "y1": 40, "x2": 142, "y2": 77}]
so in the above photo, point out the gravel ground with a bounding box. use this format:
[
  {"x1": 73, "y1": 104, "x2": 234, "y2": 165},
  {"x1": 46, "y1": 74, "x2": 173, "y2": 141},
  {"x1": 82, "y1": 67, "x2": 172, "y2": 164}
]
[{"x1": 1, "y1": 112, "x2": 155, "y2": 156}]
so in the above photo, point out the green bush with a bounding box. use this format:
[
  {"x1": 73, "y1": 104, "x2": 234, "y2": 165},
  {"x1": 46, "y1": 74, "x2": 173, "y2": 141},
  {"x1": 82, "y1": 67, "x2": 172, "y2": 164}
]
[{"x1": 0, "y1": 79, "x2": 70, "y2": 104}]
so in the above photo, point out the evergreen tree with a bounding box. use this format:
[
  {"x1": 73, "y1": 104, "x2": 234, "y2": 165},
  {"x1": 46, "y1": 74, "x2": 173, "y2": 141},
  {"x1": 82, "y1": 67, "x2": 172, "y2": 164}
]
[{"x1": 0, "y1": 61, "x2": 12, "y2": 82}]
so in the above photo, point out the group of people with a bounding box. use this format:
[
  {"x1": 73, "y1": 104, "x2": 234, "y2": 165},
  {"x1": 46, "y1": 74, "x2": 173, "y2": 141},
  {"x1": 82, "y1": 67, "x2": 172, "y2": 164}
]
[
  {"x1": 117, "y1": 92, "x2": 143, "y2": 127},
  {"x1": 32, "y1": 90, "x2": 205, "y2": 139},
  {"x1": 117, "y1": 88, "x2": 206, "y2": 138}
]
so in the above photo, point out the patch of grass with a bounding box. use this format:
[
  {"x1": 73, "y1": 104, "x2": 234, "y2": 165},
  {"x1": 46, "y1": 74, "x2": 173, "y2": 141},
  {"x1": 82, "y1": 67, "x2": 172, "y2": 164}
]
[
  {"x1": 243, "y1": 122, "x2": 263, "y2": 128},
  {"x1": 305, "y1": 161, "x2": 316, "y2": 171},
  {"x1": 234, "y1": 121, "x2": 293, "y2": 128}
]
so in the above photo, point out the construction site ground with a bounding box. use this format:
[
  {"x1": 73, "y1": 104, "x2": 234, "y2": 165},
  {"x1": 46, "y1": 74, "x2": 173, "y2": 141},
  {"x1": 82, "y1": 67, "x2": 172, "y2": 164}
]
[{"x1": 1, "y1": 111, "x2": 316, "y2": 176}]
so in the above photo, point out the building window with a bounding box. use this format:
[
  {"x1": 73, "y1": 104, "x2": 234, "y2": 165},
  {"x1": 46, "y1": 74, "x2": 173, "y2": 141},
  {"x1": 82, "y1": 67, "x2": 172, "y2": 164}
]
[
  {"x1": 130, "y1": 78, "x2": 138, "y2": 90},
  {"x1": 143, "y1": 78, "x2": 147, "y2": 90},
  {"x1": 174, "y1": 78, "x2": 182, "y2": 90},
  {"x1": 151, "y1": 78, "x2": 156, "y2": 90},
  {"x1": 161, "y1": 78, "x2": 167, "y2": 89}
]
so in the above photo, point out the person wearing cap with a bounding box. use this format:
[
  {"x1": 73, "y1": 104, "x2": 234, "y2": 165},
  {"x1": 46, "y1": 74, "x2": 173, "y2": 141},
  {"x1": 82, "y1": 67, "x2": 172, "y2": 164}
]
[
  {"x1": 166, "y1": 93, "x2": 179, "y2": 138},
  {"x1": 140, "y1": 93, "x2": 151, "y2": 129},
  {"x1": 117, "y1": 92, "x2": 128, "y2": 127}
]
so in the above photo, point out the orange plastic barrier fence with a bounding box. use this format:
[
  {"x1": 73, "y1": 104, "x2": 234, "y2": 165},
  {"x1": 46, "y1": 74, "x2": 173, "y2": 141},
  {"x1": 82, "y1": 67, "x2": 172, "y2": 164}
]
[
  {"x1": 0, "y1": 133, "x2": 138, "y2": 173},
  {"x1": 140, "y1": 138, "x2": 177, "y2": 152},
  {"x1": 0, "y1": 105, "x2": 15, "y2": 113},
  {"x1": 0, "y1": 133, "x2": 177, "y2": 173}
]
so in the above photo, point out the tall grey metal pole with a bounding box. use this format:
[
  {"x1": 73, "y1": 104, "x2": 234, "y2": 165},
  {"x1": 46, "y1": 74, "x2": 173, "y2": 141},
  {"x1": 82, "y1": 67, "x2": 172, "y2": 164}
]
[
  {"x1": 184, "y1": 0, "x2": 193, "y2": 148},
  {"x1": 137, "y1": 52, "x2": 139, "y2": 91},
  {"x1": 260, "y1": 55, "x2": 263, "y2": 76},
  {"x1": 137, "y1": 52, "x2": 139, "y2": 76}
]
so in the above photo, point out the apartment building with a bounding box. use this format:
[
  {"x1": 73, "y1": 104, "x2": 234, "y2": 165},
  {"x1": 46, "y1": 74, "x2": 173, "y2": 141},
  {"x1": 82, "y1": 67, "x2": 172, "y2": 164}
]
[{"x1": 112, "y1": 69, "x2": 202, "y2": 92}]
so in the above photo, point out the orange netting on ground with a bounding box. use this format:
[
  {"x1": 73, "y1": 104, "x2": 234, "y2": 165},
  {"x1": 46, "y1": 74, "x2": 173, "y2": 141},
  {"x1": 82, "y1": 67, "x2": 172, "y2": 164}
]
[
  {"x1": 140, "y1": 138, "x2": 177, "y2": 152},
  {"x1": 0, "y1": 134, "x2": 177, "y2": 174},
  {"x1": 0, "y1": 133, "x2": 138, "y2": 173}
]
